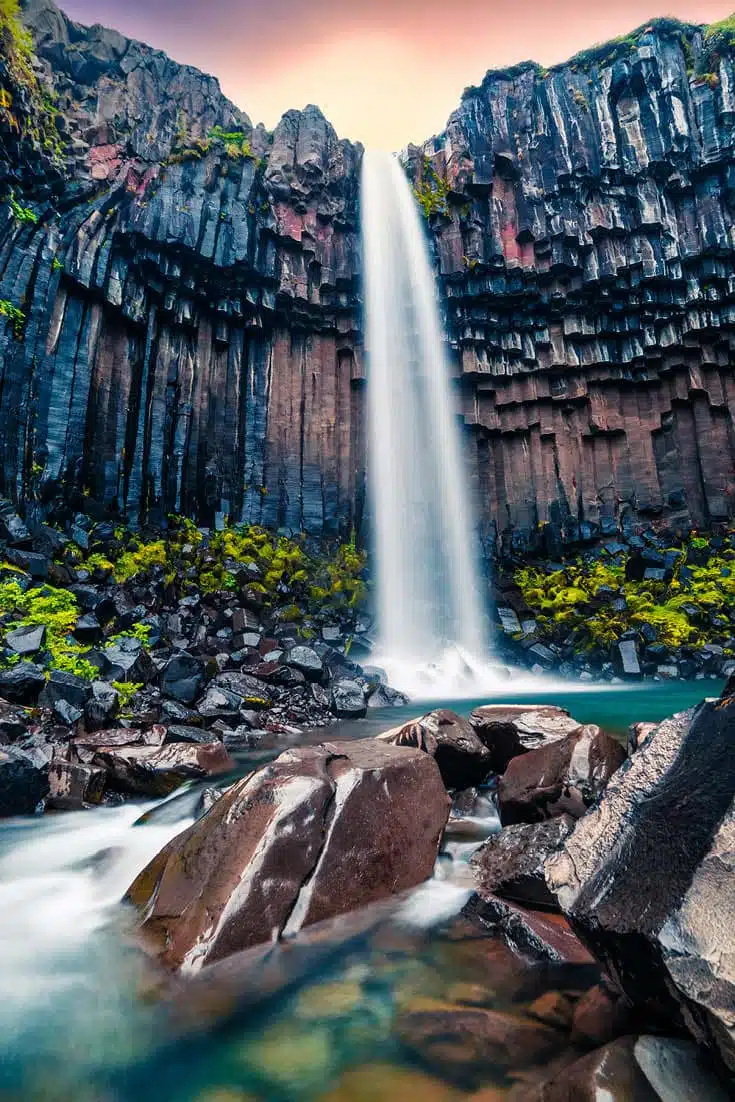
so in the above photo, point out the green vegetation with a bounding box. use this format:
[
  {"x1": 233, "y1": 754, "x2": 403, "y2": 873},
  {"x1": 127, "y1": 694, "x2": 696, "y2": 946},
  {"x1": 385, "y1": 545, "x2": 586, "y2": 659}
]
[
  {"x1": 7, "y1": 192, "x2": 38, "y2": 224},
  {"x1": 572, "y1": 88, "x2": 589, "y2": 112},
  {"x1": 0, "y1": 581, "x2": 99, "y2": 678},
  {"x1": 112, "y1": 680, "x2": 142, "y2": 710},
  {"x1": 166, "y1": 122, "x2": 258, "y2": 166},
  {"x1": 0, "y1": 298, "x2": 26, "y2": 339},
  {"x1": 515, "y1": 534, "x2": 735, "y2": 655},
  {"x1": 413, "y1": 157, "x2": 450, "y2": 219},
  {"x1": 0, "y1": 0, "x2": 62, "y2": 159},
  {"x1": 696, "y1": 14, "x2": 735, "y2": 84}
]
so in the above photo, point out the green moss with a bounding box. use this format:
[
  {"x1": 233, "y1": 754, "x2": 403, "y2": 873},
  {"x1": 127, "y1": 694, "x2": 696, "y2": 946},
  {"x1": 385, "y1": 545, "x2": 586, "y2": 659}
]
[
  {"x1": 514, "y1": 534, "x2": 735, "y2": 657},
  {"x1": 112, "y1": 680, "x2": 142, "y2": 711},
  {"x1": 113, "y1": 540, "x2": 168, "y2": 582},
  {"x1": 108, "y1": 623, "x2": 151, "y2": 647},
  {"x1": 7, "y1": 191, "x2": 38, "y2": 224},
  {"x1": 2, "y1": 582, "x2": 98, "y2": 679},
  {"x1": 0, "y1": 0, "x2": 62, "y2": 161},
  {"x1": 413, "y1": 158, "x2": 450, "y2": 219},
  {"x1": 0, "y1": 298, "x2": 26, "y2": 339}
]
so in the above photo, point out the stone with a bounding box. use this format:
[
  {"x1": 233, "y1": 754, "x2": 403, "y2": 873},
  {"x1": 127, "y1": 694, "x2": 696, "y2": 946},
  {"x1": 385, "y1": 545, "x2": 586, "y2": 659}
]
[
  {"x1": 617, "y1": 639, "x2": 641, "y2": 677},
  {"x1": 284, "y1": 646, "x2": 324, "y2": 680},
  {"x1": 47, "y1": 760, "x2": 106, "y2": 809},
  {"x1": 126, "y1": 738, "x2": 450, "y2": 970},
  {"x1": 84, "y1": 680, "x2": 119, "y2": 729},
  {"x1": 329, "y1": 679, "x2": 366, "y2": 719},
  {"x1": 468, "y1": 705, "x2": 584, "y2": 773},
  {"x1": 464, "y1": 895, "x2": 596, "y2": 966},
  {"x1": 164, "y1": 725, "x2": 220, "y2": 745},
  {"x1": 396, "y1": 1000, "x2": 560, "y2": 1087},
  {"x1": 73, "y1": 612, "x2": 102, "y2": 642},
  {"x1": 498, "y1": 725, "x2": 625, "y2": 825},
  {"x1": 379, "y1": 709, "x2": 493, "y2": 789},
  {"x1": 161, "y1": 652, "x2": 206, "y2": 704},
  {"x1": 527, "y1": 1036, "x2": 729, "y2": 1102},
  {"x1": 5, "y1": 624, "x2": 45, "y2": 655},
  {"x1": 571, "y1": 981, "x2": 633, "y2": 1048},
  {"x1": 0, "y1": 745, "x2": 49, "y2": 816},
  {"x1": 38, "y1": 670, "x2": 92, "y2": 714},
  {"x1": 0, "y1": 500, "x2": 31, "y2": 546},
  {"x1": 103, "y1": 637, "x2": 156, "y2": 684},
  {"x1": 94, "y1": 740, "x2": 234, "y2": 798},
  {"x1": 470, "y1": 817, "x2": 575, "y2": 909},
  {"x1": 0, "y1": 662, "x2": 46, "y2": 704},
  {"x1": 546, "y1": 698, "x2": 735, "y2": 1072},
  {"x1": 366, "y1": 683, "x2": 410, "y2": 708},
  {"x1": 497, "y1": 607, "x2": 521, "y2": 634}
]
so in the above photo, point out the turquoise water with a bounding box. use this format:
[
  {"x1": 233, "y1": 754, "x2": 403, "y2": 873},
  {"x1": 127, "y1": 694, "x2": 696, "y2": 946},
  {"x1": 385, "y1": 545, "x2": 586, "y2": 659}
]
[{"x1": 0, "y1": 681, "x2": 721, "y2": 1101}]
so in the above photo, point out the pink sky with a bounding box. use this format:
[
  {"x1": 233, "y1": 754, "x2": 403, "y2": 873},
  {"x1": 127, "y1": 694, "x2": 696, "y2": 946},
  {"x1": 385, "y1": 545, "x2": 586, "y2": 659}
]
[{"x1": 57, "y1": 0, "x2": 735, "y2": 147}]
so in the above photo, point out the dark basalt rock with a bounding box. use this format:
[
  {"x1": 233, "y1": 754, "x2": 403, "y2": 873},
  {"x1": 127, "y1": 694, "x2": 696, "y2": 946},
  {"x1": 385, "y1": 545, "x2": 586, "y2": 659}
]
[
  {"x1": 471, "y1": 816, "x2": 575, "y2": 909},
  {"x1": 546, "y1": 695, "x2": 735, "y2": 1074},
  {"x1": 379, "y1": 708, "x2": 493, "y2": 789},
  {"x1": 161, "y1": 652, "x2": 206, "y2": 704},
  {"x1": 498, "y1": 724, "x2": 625, "y2": 825},
  {"x1": 126, "y1": 738, "x2": 450, "y2": 971},
  {"x1": 0, "y1": 662, "x2": 46, "y2": 704},
  {"x1": 0, "y1": 744, "x2": 49, "y2": 815},
  {"x1": 469, "y1": 705, "x2": 585, "y2": 772}
]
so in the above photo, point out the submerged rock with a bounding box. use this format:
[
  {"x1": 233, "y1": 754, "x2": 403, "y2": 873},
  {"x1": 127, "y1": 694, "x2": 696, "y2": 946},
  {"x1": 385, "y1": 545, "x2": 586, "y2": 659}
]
[{"x1": 126, "y1": 738, "x2": 450, "y2": 970}]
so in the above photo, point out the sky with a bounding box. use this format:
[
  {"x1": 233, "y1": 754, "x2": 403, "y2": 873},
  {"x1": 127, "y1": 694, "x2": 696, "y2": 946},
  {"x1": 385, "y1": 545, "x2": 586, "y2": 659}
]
[{"x1": 58, "y1": 0, "x2": 735, "y2": 149}]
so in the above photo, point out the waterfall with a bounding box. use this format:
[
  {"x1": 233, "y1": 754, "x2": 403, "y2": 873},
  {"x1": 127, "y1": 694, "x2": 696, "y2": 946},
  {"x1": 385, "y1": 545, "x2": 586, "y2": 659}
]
[{"x1": 361, "y1": 149, "x2": 489, "y2": 696}]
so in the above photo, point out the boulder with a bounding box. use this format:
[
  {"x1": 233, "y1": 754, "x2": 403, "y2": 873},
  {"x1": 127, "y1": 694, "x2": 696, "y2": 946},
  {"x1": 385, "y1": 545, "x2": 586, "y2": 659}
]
[
  {"x1": 47, "y1": 760, "x2": 106, "y2": 809},
  {"x1": 0, "y1": 663, "x2": 46, "y2": 704},
  {"x1": 470, "y1": 817, "x2": 575, "y2": 910},
  {"x1": 464, "y1": 895, "x2": 596, "y2": 966},
  {"x1": 525, "y1": 1036, "x2": 729, "y2": 1102},
  {"x1": 93, "y1": 740, "x2": 234, "y2": 798},
  {"x1": 0, "y1": 745, "x2": 49, "y2": 816},
  {"x1": 366, "y1": 684, "x2": 409, "y2": 708},
  {"x1": 468, "y1": 705, "x2": 584, "y2": 773},
  {"x1": 283, "y1": 646, "x2": 324, "y2": 681},
  {"x1": 329, "y1": 678, "x2": 366, "y2": 718},
  {"x1": 498, "y1": 725, "x2": 625, "y2": 825},
  {"x1": 161, "y1": 652, "x2": 206, "y2": 703},
  {"x1": 126, "y1": 738, "x2": 450, "y2": 971},
  {"x1": 84, "y1": 680, "x2": 119, "y2": 729},
  {"x1": 396, "y1": 1001, "x2": 560, "y2": 1088},
  {"x1": 38, "y1": 670, "x2": 91, "y2": 718},
  {"x1": 379, "y1": 709, "x2": 492, "y2": 789},
  {"x1": 5, "y1": 624, "x2": 45, "y2": 655},
  {"x1": 546, "y1": 698, "x2": 735, "y2": 1073},
  {"x1": 103, "y1": 638, "x2": 156, "y2": 684}
]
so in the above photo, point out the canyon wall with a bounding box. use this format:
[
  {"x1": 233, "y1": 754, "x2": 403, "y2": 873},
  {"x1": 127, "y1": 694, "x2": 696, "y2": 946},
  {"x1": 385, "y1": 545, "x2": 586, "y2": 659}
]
[
  {"x1": 413, "y1": 19, "x2": 735, "y2": 554},
  {"x1": 2, "y1": 4, "x2": 735, "y2": 555},
  {"x1": 0, "y1": 0, "x2": 365, "y2": 535}
]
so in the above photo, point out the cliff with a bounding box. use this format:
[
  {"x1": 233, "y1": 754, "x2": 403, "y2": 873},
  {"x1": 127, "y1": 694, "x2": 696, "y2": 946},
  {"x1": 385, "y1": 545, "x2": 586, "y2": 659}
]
[
  {"x1": 411, "y1": 17, "x2": 735, "y2": 554},
  {"x1": 2, "y1": 5, "x2": 735, "y2": 556},
  {"x1": 0, "y1": 0, "x2": 365, "y2": 535}
]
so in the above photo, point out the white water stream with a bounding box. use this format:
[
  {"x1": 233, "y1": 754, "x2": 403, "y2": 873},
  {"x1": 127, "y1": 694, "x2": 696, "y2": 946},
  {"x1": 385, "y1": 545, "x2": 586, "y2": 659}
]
[{"x1": 362, "y1": 151, "x2": 502, "y2": 698}]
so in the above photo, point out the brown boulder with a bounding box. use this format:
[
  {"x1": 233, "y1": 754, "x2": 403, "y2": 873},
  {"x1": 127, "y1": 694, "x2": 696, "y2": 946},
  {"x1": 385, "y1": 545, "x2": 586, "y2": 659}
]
[
  {"x1": 464, "y1": 894, "x2": 596, "y2": 966},
  {"x1": 93, "y1": 740, "x2": 233, "y2": 797},
  {"x1": 524, "y1": 1035, "x2": 730, "y2": 1101},
  {"x1": 127, "y1": 738, "x2": 450, "y2": 971},
  {"x1": 378, "y1": 709, "x2": 492, "y2": 788},
  {"x1": 468, "y1": 705, "x2": 584, "y2": 773},
  {"x1": 396, "y1": 999, "x2": 561, "y2": 1088},
  {"x1": 498, "y1": 725, "x2": 625, "y2": 825},
  {"x1": 470, "y1": 817, "x2": 575, "y2": 910}
]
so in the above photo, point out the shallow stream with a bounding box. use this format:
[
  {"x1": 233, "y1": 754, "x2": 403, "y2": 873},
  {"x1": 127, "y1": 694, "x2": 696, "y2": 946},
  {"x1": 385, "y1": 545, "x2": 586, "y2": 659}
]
[{"x1": 0, "y1": 681, "x2": 721, "y2": 1101}]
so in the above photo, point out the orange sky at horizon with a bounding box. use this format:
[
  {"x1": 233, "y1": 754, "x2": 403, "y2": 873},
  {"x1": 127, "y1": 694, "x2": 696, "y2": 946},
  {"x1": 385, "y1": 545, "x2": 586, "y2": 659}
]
[{"x1": 58, "y1": 0, "x2": 735, "y2": 148}]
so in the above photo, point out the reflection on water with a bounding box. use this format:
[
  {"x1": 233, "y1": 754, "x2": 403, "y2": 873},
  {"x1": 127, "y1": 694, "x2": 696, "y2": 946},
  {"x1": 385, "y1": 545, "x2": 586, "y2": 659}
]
[{"x1": 0, "y1": 681, "x2": 719, "y2": 1100}]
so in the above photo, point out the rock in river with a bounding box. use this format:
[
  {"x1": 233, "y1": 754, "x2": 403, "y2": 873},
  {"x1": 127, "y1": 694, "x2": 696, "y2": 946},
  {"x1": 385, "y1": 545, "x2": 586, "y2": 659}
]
[
  {"x1": 126, "y1": 738, "x2": 450, "y2": 971},
  {"x1": 379, "y1": 709, "x2": 492, "y2": 789},
  {"x1": 547, "y1": 695, "x2": 735, "y2": 1075}
]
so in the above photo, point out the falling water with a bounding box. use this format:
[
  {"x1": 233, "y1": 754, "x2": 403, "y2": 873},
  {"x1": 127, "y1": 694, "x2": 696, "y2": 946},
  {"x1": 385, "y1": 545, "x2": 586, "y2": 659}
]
[{"x1": 361, "y1": 150, "x2": 489, "y2": 696}]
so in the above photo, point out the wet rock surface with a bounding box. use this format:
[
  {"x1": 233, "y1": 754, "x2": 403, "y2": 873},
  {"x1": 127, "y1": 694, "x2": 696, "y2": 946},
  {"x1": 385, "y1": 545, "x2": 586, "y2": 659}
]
[
  {"x1": 546, "y1": 690, "x2": 735, "y2": 1074},
  {"x1": 470, "y1": 817, "x2": 575, "y2": 909},
  {"x1": 127, "y1": 738, "x2": 451, "y2": 970},
  {"x1": 379, "y1": 709, "x2": 493, "y2": 789}
]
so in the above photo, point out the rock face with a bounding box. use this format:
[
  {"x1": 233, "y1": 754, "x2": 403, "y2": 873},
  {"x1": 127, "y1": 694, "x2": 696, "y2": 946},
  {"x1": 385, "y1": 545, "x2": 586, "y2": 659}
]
[
  {"x1": 470, "y1": 816, "x2": 575, "y2": 909},
  {"x1": 546, "y1": 697, "x2": 735, "y2": 1074},
  {"x1": 3, "y1": 10, "x2": 735, "y2": 552},
  {"x1": 379, "y1": 708, "x2": 493, "y2": 788},
  {"x1": 127, "y1": 738, "x2": 450, "y2": 971},
  {"x1": 1, "y1": 0, "x2": 364, "y2": 534},
  {"x1": 409, "y1": 19, "x2": 735, "y2": 554}
]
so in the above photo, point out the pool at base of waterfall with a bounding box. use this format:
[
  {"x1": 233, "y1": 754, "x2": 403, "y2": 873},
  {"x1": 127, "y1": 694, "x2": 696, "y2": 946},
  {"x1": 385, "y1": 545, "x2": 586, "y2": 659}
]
[{"x1": 0, "y1": 681, "x2": 721, "y2": 1101}]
